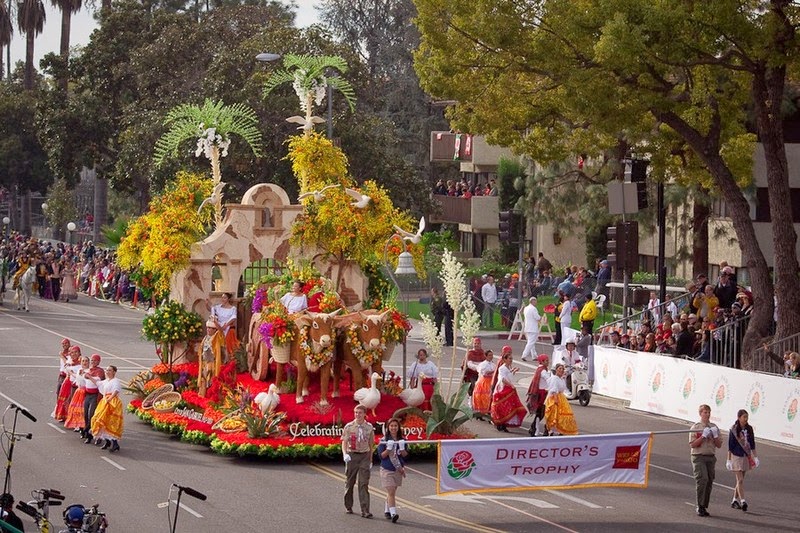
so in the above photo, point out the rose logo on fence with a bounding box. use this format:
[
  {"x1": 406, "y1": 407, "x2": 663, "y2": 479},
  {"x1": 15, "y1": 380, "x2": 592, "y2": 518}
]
[{"x1": 447, "y1": 450, "x2": 477, "y2": 480}]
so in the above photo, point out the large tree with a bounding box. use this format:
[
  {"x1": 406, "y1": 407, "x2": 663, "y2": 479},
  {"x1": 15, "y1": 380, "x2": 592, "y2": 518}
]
[
  {"x1": 50, "y1": 0, "x2": 82, "y2": 92},
  {"x1": 0, "y1": 0, "x2": 12, "y2": 79},
  {"x1": 413, "y1": 0, "x2": 800, "y2": 365}
]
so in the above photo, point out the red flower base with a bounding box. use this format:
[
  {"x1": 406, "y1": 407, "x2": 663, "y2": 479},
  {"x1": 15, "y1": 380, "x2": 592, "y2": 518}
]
[{"x1": 129, "y1": 361, "x2": 471, "y2": 458}]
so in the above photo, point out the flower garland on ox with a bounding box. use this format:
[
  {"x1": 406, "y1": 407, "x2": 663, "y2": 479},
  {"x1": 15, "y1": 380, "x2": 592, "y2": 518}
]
[
  {"x1": 345, "y1": 324, "x2": 384, "y2": 368},
  {"x1": 299, "y1": 326, "x2": 334, "y2": 372}
]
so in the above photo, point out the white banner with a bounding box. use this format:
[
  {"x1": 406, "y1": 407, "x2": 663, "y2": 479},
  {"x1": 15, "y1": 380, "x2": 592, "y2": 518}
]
[
  {"x1": 592, "y1": 346, "x2": 638, "y2": 400},
  {"x1": 437, "y1": 433, "x2": 653, "y2": 494},
  {"x1": 606, "y1": 350, "x2": 800, "y2": 448}
]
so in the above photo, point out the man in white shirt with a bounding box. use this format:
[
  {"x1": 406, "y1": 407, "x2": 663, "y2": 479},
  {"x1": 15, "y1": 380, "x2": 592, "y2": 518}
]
[
  {"x1": 481, "y1": 275, "x2": 498, "y2": 327},
  {"x1": 521, "y1": 297, "x2": 542, "y2": 361}
]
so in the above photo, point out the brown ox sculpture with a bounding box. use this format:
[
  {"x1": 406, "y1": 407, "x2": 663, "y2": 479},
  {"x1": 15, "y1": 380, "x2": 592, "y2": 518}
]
[
  {"x1": 332, "y1": 310, "x2": 390, "y2": 393},
  {"x1": 247, "y1": 309, "x2": 342, "y2": 404}
]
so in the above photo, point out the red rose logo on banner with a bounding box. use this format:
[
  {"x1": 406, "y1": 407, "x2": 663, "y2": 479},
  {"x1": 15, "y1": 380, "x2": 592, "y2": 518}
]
[{"x1": 447, "y1": 450, "x2": 476, "y2": 479}]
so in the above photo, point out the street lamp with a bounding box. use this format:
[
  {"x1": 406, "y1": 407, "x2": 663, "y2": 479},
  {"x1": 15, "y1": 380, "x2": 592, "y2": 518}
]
[
  {"x1": 2, "y1": 216, "x2": 9, "y2": 239},
  {"x1": 384, "y1": 234, "x2": 418, "y2": 386},
  {"x1": 67, "y1": 222, "x2": 76, "y2": 244}
]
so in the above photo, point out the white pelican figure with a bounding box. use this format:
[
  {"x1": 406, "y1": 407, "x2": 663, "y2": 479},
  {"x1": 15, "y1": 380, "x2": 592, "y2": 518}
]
[
  {"x1": 298, "y1": 184, "x2": 341, "y2": 203},
  {"x1": 254, "y1": 384, "x2": 281, "y2": 415},
  {"x1": 398, "y1": 374, "x2": 425, "y2": 408},
  {"x1": 286, "y1": 115, "x2": 327, "y2": 133},
  {"x1": 353, "y1": 372, "x2": 383, "y2": 416}
]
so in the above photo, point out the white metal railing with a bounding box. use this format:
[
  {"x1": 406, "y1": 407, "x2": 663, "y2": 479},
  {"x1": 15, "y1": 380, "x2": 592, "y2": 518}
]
[{"x1": 752, "y1": 331, "x2": 800, "y2": 375}]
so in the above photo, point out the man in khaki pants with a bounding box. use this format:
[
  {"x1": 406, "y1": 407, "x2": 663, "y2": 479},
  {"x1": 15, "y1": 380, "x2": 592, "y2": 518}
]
[
  {"x1": 342, "y1": 404, "x2": 375, "y2": 518},
  {"x1": 689, "y1": 404, "x2": 722, "y2": 517}
]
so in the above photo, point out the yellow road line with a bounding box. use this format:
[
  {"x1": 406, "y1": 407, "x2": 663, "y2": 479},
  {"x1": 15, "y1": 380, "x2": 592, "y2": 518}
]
[{"x1": 307, "y1": 462, "x2": 507, "y2": 533}]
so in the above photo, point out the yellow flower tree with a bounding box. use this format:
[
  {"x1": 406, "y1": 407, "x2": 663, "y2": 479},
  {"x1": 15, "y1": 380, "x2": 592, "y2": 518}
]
[
  {"x1": 117, "y1": 172, "x2": 212, "y2": 297},
  {"x1": 287, "y1": 133, "x2": 421, "y2": 290}
]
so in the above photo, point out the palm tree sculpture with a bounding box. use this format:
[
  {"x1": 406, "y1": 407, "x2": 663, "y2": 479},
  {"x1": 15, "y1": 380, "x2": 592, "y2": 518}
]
[
  {"x1": 262, "y1": 54, "x2": 356, "y2": 138},
  {"x1": 17, "y1": 0, "x2": 45, "y2": 90},
  {"x1": 154, "y1": 99, "x2": 263, "y2": 228},
  {"x1": 0, "y1": 0, "x2": 13, "y2": 79}
]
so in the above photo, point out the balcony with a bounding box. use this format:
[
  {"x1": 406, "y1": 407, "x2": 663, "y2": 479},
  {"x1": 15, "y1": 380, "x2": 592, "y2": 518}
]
[{"x1": 429, "y1": 194, "x2": 499, "y2": 232}]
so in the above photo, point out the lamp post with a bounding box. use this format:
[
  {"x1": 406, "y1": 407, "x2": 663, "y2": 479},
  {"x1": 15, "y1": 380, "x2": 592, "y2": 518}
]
[
  {"x1": 67, "y1": 222, "x2": 76, "y2": 245},
  {"x1": 384, "y1": 234, "x2": 417, "y2": 386},
  {"x1": 2, "y1": 216, "x2": 9, "y2": 240}
]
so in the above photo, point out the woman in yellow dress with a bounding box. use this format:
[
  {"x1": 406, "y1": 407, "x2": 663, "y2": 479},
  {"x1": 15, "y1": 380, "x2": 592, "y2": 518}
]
[
  {"x1": 544, "y1": 364, "x2": 578, "y2": 435},
  {"x1": 87, "y1": 365, "x2": 124, "y2": 452}
]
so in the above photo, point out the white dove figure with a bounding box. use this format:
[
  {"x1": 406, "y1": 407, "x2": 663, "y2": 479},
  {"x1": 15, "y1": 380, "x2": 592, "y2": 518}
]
[
  {"x1": 398, "y1": 373, "x2": 425, "y2": 408},
  {"x1": 254, "y1": 384, "x2": 281, "y2": 415},
  {"x1": 197, "y1": 181, "x2": 226, "y2": 215},
  {"x1": 286, "y1": 115, "x2": 327, "y2": 132},
  {"x1": 344, "y1": 187, "x2": 372, "y2": 209},
  {"x1": 297, "y1": 184, "x2": 341, "y2": 203},
  {"x1": 393, "y1": 216, "x2": 426, "y2": 244}
]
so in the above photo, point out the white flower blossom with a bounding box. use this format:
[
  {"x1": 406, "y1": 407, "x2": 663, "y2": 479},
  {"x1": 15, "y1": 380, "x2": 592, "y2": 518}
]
[
  {"x1": 441, "y1": 249, "x2": 468, "y2": 312},
  {"x1": 194, "y1": 126, "x2": 231, "y2": 160},
  {"x1": 459, "y1": 298, "x2": 480, "y2": 348},
  {"x1": 419, "y1": 313, "x2": 444, "y2": 360}
]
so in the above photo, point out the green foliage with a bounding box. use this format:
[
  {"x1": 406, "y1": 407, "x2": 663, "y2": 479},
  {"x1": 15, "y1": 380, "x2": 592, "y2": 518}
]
[
  {"x1": 631, "y1": 271, "x2": 690, "y2": 289},
  {"x1": 242, "y1": 410, "x2": 286, "y2": 439},
  {"x1": 154, "y1": 99, "x2": 263, "y2": 166},
  {"x1": 43, "y1": 178, "x2": 78, "y2": 234},
  {"x1": 263, "y1": 54, "x2": 356, "y2": 112},
  {"x1": 100, "y1": 217, "x2": 130, "y2": 249},
  {"x1": 141, "y1": 300, "x2": 204, "y2": 346},
  {"x1": 394, "y1": 381, "x2": 473, "y2": 436}
]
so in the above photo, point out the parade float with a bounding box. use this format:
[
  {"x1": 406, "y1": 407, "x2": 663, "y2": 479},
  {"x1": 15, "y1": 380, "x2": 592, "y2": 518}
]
[{"x1": 119, "y1": 55, "x2": 478, "y2": 458}]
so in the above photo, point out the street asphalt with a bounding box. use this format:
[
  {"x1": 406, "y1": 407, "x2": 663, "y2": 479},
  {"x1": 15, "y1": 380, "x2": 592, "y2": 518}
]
[{"x1": 1, "y1": 294, "x2": 798, "y2": 532}]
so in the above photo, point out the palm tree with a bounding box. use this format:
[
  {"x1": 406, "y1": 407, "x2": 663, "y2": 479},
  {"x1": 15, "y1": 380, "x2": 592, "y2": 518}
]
[
  {"x1": 154, "y1": 99, "x2": 263, "y2": 228},
  {"x1": 263, "y1": 54, "x2": 356, "y2": 138},
  {"x1": 50, "y1": 0, "x2": 82, "y2": 91},
  {"x1": 0, "y1": 0, "x2": 12, "y2": 80},
  {"x1": 17, "y1": 0, "x2": 45, "y2": 90}
]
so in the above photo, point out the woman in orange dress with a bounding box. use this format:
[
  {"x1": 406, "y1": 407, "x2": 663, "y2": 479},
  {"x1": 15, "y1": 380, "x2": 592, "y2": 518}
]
[
  {"x1": 64, "y1": 355, "x2": 90, "y2": 432},
  {"x1": 469, "y1": 350, "x2": 495, "y2": 419},
  {"x1": 209, "y1": 292, "x2": 240, "y2": 355}
]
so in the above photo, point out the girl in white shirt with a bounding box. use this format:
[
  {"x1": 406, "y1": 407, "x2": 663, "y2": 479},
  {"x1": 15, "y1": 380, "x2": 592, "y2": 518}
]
[{"x1": 544, "y1": 364, "x2": 578, "y2": 436}]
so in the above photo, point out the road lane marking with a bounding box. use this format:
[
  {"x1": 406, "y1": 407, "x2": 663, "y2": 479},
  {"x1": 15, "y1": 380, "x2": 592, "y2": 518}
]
[
  {"x1": 171, "y1": 501, "x2": 203, "y2": 518},
  {"x1": 101, "y1": 456, "x2": 126, "y2": 471},
  {"x1": 424, "y1": 493, "x2": 559, "y2": 509},
  {"x1": 307, "y1": 462, "x2": 506, "y2": 533},
  {"x1": 650, "y1": 464, "x2": 734, "y2": 490},
  {"x1": 47, "y1": 423, "x2": 67, "y2": 434},
  {"x1": 477, "y1": 494, "x2": 579, "y2": 533},
  {"x1": 0, "y1": 311, "x2": 148, "y2": 370},
  {"x1": 543, "y1": 489, "x2": 603, "y2": 509},
  {"x1": 0, "y1": 392, "x2": 31, "y2": 411}
]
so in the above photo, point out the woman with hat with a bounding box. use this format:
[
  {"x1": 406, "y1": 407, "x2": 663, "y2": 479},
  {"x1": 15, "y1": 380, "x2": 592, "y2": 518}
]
[
  {"x1": 526, "y1": 354, "x2": 551, "y2": 436},
  {"x1": 489, "y1": 346, "x2": 527, "y2": 432},
  {"x1": 198, "y1": 319, "x2": 226, "y2": 397}
]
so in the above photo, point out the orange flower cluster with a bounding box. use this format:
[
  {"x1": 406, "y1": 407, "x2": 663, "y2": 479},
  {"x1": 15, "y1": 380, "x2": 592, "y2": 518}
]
[{"x1": 143, "y1": 377, "x2": 166, "y2": 392}]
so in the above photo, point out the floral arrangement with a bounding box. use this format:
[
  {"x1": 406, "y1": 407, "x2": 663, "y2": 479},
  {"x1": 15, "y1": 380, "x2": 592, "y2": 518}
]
[
  {"x1": 314, "y1": 291, "x2": 342, "y2": 313},
  {"x1": 379, "y1": 371, "x2": 403, "y2": 396},
  {"x1": 251, "y1": 287, "x2": 268, "y2": 314},
  {"x1": 142, "y1": 300, "x2": 204, "y2": 347},
  {"x1": 382, "y1": 308, "x2": 412, "y2": 343},
  {"x1": 298, "y1": 326, "x2": 334, "y2": 371},
  {"x1": 345, "y1": 324, "x2": 383, "y2": 368},
  {"x1": 258, "y1": 302, "x2": 296, "y2": 349}
]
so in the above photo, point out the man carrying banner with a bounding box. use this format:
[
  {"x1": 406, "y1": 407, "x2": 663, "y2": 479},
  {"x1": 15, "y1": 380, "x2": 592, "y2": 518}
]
[
  {"x1": 526, "y1": 354, "x2": 551, "y2": 437},
  {"x1": 689, "y1": 404, "x2": 722, "y2": 517}
]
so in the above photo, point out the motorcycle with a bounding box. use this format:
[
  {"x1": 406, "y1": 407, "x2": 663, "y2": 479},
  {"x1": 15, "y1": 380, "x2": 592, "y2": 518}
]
[{"x1": 564, "y1": 362, "x2": 592, "y2": 406}]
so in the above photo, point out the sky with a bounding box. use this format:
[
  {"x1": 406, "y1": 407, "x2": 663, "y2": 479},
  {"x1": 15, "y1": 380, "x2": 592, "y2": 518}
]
[{"x1": 7, "y1": 1, "x2": 322, "y2": 68}]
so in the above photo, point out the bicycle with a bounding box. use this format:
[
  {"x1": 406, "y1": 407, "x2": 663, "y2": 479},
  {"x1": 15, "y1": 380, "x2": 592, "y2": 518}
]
[{"x1": 15, "y1": 487, "x2": 64, "y2": 533}]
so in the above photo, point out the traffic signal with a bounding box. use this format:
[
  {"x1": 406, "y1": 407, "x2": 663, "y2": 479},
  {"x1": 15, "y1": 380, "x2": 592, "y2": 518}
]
[
  {"x1": 606, "y1": 226, "x2": 617, "y2": 268},
  {"x1": 606, "y1": 221, "x2": 639, "y2": 273},
  {"x1": 620, "y1": 221, "x2": 639, "y2": 273},
  {"x1": 629, "y1": 159, "x2": 649, "y2": 210},
  {"x1": 499, "y1": 211, "x2": 523, "y2": 244}
]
